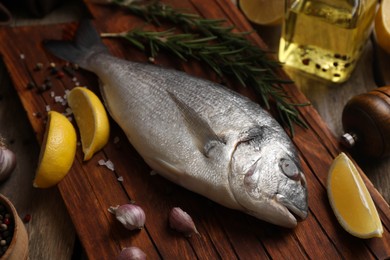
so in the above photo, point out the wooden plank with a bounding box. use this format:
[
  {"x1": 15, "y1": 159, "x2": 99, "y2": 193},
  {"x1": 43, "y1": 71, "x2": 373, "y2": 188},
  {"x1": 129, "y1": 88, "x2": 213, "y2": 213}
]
[
  {"x1": 0, "y1": 66, "x2": 76, "y2": 260},
  {"x1": 0, "y1": 0, "x2": 389, "y2": 259}
]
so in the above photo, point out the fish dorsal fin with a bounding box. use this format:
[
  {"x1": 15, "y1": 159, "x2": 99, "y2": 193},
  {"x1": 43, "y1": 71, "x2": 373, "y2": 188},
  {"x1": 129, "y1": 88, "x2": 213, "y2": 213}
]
[{"x1": 167, "y1": 91, "x2": 224, "y2": 157}]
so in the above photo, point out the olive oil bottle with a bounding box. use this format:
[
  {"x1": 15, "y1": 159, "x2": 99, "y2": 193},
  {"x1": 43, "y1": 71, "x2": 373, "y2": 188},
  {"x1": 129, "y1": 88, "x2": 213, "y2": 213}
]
[{"x1": 279, "y1": 0, "x2": 376, "y2": 83}]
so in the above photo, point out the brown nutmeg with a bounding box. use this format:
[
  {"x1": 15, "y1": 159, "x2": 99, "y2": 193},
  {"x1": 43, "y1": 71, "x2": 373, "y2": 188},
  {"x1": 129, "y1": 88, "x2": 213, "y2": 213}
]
[{"x1": 341, "y1": 86, "x2": 390, "y2": 158}]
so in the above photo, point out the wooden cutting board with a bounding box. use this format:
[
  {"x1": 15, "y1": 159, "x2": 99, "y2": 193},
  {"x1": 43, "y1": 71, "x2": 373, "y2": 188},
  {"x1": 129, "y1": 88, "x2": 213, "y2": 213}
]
[{"x1": 0, "y1": 0, "x2": 389, "y2": 258}]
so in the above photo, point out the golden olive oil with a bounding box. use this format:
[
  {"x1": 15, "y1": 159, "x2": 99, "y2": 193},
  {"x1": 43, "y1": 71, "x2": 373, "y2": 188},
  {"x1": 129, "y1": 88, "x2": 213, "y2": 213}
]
[{"x1": 279, "y1": 0, "x2": 376, "y2": 83}]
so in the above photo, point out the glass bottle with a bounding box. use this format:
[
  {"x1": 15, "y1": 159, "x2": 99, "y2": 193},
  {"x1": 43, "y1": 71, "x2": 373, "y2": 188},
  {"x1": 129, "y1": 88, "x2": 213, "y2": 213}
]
[{"x1": 278, "y1": 0, "x2": 377, "y2": 83}]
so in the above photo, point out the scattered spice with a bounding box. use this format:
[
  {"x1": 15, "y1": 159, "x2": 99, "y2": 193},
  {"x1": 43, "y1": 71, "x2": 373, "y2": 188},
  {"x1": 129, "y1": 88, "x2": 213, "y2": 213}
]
[
  {"x1": 113, "y1": 136, "x2": 120, "y2": 144},
  {"x1": 148, "y1": 56, "x2": 156, "y2": 64},
  {"x1": 26, "y1": 82, "x2": 35, "y2": 90},
  {"x1": 301, "y1": 58, "x2": 310, "y2": 65},
  {"x1": 98, "y1": 159, "x2": 115, "y2": 171},
  {"x1": 32, "y1": 112, "x2": 42, "y2": 118},
  {"x1": 22, "y1": 214, "x2": 31, "y2": 223},
  {"x1": 62, "y1": 65, "x2": 76, "y2": 77},
  {"x1": 34, "y1": 62, "x2": 43, "y2": 71},
  {"x1": 54, "y1": 96, "x2": 65, "y2": 104},
  {"x1": 50, "y1": 67, "x2": 58, "y2": 75},
  {"x1": 36, "y1": 84, "x2": 47, "y2": 93},
  {"x1": 64, "y1": 108, "x2": 73, "y2": 116},
  {"x1": 56, "y1": 71, "x2": 65, "y2": 79}
]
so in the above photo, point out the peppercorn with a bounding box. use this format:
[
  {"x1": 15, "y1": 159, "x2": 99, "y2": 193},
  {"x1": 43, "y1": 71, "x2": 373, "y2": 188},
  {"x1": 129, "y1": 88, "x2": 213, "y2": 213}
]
[{"x1": 0, "y1": 202, "x2": 14, "y2": 257}]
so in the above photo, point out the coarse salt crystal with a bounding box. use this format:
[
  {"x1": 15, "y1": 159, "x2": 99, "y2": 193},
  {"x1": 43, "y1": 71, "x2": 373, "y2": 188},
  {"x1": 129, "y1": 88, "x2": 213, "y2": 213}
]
[
  {"x1": 45, "y1": 105, "x2": 51, "y2": 112},
  {"x1": 64, "y1": 107, "x2": 72, "y2": 116},
  {"x1": 117, "y1": 176, "x2": 124, "y2": 182},
  {"x1": 50, "y1": 91, "x2": 55, "y2": 98},
  {"x1": 113, "y1": 136, "x2": 120, "y2": 144},
  {"x1": 54, "y1": 96, "x2": 64, "y2": 103},
  {"x1": 106, "y1": 160, "x2": 115, "y2": 171},
  {"x1": 98, "y1": 159, "x2": 115, "y2": 171},
  {"x1": 98, "y1": 159, "x2": 105, "y2": 166}
]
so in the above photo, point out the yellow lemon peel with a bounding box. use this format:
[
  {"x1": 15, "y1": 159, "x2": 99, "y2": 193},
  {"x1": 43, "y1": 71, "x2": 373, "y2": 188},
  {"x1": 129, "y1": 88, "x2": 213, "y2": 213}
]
[
  {"x1": 327, "y1": 153, "x2": 383, "y2": 239},
  {"x1": 33, "y1": 111, "x2": 77, "y2": 188},
  {"x1": 67, "y1": 87, "x2": 110, "y2": 161}
]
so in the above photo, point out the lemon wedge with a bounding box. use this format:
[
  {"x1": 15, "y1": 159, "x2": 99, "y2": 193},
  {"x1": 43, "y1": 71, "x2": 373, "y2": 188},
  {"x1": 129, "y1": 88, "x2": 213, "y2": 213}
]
[
  {"x1": 67, "y1": 87, "x2": 110, "y2": 161},
  {"x1": 375, "y1": 0, "x2": 390, "y2": 54},
  {"x1": 33, "y1": 111, "x2": 77, "y2": 188},
  {"x1": 239, "y1": 0, "x2": 284, "y2": 25},
  {"x1": 327, "y1": 152, "x2": 383, "y2": 239}
]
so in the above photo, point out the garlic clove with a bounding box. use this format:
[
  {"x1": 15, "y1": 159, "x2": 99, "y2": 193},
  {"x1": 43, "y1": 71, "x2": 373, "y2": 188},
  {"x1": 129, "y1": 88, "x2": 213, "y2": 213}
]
[
  {"x1": 0, "y1": 144, "x2": 16, "y2": 182},
  {"x1": 117, "y1": 246, "x2": 146, "y2": 260},
  {"x1": 108, "y1": 204, "x2": 146, "y2": 230},
  {"x1": 169, "y1": 207, "x2": 199, "y2": 237}
]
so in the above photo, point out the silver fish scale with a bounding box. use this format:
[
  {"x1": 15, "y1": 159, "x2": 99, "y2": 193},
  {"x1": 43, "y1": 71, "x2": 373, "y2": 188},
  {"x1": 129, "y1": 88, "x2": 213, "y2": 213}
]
[{"x1": 87, "y1": 52, "x2": 303, "y2": 219}]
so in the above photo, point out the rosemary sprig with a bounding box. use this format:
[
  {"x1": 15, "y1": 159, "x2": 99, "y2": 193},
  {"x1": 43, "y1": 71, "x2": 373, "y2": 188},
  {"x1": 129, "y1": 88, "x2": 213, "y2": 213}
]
[
  {"x1": 113, "y1": 0, "x2": 278, "y2": 67},
  {"x1": 106, "y1": 0, "x2": 308, "y2": 133}
]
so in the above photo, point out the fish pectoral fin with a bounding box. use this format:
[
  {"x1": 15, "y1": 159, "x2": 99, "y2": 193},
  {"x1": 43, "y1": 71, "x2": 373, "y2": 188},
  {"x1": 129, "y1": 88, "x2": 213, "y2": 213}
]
[
  {"x1": 167, "y1": 90, "x2": 224, "y2": 158},
  {"x1": 144, "y1": 157, "x2": 185, "y2": 183}
]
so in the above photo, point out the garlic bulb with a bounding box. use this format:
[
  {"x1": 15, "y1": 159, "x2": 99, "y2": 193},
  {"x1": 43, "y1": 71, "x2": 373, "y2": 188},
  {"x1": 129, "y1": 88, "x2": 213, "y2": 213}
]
[
  {"x1": 108, "y1": 204, "x2": 145, "y2": 230},
  {"x1": 0, "y1": 142, "x2": 16, "y2": 182},
  {"x1": 117, "y1": 247, "x2": 146, "y2": 260},
  {"x1": 169, "y1": 207, "x2": 199, "y2": 237}
]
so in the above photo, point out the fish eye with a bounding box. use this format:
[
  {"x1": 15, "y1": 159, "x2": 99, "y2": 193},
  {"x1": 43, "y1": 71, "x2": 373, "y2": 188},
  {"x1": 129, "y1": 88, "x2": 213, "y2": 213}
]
[{"x1": 280, "y1": 158, "x2": 299, "y2": 179}]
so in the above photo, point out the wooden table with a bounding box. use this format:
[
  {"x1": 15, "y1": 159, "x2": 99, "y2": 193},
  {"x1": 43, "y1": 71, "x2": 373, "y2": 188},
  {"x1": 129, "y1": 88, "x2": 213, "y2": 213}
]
[{"x1": 0, "y1": 0, "x2": 389, "y2": 259}]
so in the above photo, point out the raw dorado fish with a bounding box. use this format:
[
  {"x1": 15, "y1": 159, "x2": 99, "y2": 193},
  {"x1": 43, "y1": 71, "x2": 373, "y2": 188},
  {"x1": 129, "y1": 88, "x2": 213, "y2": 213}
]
[{"x1": 45, "y1": 20, "x2": 308, "y2": 228}]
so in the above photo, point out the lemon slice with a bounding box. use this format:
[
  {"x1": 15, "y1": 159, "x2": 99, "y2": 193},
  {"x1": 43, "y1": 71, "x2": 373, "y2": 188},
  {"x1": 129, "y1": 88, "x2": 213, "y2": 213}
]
[
  {"x1": 327, "y1": 153, "x2": 383, "y2": 239},
  {"x1": 239, "y1": 0, "x2": 284, "y2": 25},
  {"x1": 33, "y1": 111, "x2": 77, "y2": 188},
  {"x1": 67, "y1": 87, "x2": 110, "y2": 161},
  {"x1": 375, "y1": 0, "x2": 390, "y2": 54}
]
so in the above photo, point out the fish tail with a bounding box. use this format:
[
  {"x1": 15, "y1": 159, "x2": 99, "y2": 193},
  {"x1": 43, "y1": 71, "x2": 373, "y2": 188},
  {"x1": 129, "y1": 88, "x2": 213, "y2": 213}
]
[{"x1": 44, "y1": 19, "x2": 107, "y2": 68}]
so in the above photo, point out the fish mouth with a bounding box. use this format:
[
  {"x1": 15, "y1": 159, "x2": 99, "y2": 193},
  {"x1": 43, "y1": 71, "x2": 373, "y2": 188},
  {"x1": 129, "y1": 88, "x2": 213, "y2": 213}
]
[{"x1": 275, "y1": 194, "x2": 308, "y2": 221}]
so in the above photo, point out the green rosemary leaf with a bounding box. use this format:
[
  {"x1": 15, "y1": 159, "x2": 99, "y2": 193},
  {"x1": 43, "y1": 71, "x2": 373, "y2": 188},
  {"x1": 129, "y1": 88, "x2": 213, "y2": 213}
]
[
  {"x1": 124, "y1": 35, "x2": 145, "y2": 50},
  {"x1": 184, "y1": 36, "x2": 217, "y2": 43}
]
